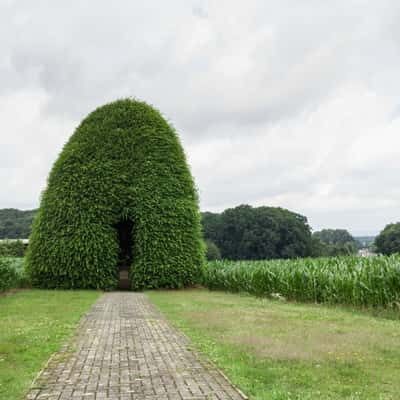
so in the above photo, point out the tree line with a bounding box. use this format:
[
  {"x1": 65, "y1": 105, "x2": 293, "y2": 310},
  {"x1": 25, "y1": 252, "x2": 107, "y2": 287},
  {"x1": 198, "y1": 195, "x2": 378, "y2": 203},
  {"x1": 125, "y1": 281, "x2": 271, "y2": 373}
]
[
  {"x1": 0, "y1": 206, "x2": 399, "y2": 259},
  {"x1": 202, "y1": 205, "x2": 360, "y2": 260},
  {"x1": 0, "y1": 209, "x2": 35, "y2": 239}
]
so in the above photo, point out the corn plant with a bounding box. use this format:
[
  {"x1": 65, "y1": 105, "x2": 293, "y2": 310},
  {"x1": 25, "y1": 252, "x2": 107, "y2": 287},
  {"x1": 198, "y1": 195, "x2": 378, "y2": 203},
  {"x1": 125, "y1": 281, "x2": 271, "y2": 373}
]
[{"x1": 203, "y1": 256, "x2": 400, "y2": 308}]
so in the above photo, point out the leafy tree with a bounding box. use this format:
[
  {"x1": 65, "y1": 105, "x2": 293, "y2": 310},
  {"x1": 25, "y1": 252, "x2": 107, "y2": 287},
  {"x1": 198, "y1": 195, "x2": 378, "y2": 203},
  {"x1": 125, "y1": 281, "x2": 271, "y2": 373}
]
[
  {"x1": 310, "y1": 236, "x2": 325, "y2": 257},
  {"x1": 201, "y1": 205, "x2": 312, "y2": 260},
  {"x1": 201, "y1": 212, "x2": 222, "y2": 242},
  {"x1": 313, "y1": 229, "x2": 355, "y2": 246},
  {"x1": 375, "y1": 223, "x2": 400, "y2": 255},
  {"x1": 312, "y1": 229, "x2": 357, "y2": 256},
  {"x1": 205, "y1": 240, "x2": 221, "y2": 260},
  {"x1": 0, "y1": 209, "x2": 36, "y2": 239}
]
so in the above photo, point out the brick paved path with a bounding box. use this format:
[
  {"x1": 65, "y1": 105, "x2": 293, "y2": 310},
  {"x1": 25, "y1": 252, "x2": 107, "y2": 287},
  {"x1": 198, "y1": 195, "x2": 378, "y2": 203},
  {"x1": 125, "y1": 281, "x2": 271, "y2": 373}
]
[{"x1": 26, "y1": 292, "x2": 246, "y2": 400}]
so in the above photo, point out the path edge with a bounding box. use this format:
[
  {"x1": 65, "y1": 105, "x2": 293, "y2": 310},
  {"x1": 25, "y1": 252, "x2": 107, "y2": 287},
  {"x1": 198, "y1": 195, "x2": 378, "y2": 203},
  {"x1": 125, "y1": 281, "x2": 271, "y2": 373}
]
[
  {"x1": 25, "y1": 293, "x2": 104, "y2": 396},
  {"x1": 145, "y1": 293, "x2": 249, "y2": 400}
]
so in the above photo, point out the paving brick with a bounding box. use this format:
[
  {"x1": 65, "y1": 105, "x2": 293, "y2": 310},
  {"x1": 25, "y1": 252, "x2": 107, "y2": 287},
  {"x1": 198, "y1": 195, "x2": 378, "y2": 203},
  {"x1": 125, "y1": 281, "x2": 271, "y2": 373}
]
[{"x1": 26, "y1": 293, "x2": 246, "y2": 400}]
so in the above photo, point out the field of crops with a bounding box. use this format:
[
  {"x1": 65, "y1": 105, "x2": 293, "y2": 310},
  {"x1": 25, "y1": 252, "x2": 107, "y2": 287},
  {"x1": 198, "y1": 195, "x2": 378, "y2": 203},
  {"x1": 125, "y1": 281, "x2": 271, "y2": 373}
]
[{"x1": 204, "y1": 256, "x2": 400, "y2": 308}]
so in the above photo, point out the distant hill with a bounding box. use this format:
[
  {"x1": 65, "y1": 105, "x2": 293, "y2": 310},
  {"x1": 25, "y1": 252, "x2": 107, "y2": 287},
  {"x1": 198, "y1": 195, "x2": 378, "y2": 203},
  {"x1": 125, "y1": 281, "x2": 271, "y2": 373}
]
[
  {"x1": 0, "y1": 207, "x2": 379, "y2": 249},
  {"x1": 354, "y1": 236, "x2": 376, "y2": 249},
  {"x1": 0, "y1": 208, "x2": 36, "y2": 239}
]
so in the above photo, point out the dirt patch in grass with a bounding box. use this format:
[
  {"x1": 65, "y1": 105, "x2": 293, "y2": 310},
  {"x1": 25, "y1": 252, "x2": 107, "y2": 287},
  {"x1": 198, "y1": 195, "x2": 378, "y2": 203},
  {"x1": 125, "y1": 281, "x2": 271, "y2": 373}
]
[{"x1": 185, "y1": 307, "x2": 400, "y2": 361}]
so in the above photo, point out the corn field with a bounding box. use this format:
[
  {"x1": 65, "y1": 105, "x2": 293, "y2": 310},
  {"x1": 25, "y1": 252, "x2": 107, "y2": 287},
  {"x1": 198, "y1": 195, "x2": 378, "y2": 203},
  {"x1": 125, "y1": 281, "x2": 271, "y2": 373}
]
[{"x1": 203, "y1": 256, "x2": 400, "y2": 308}]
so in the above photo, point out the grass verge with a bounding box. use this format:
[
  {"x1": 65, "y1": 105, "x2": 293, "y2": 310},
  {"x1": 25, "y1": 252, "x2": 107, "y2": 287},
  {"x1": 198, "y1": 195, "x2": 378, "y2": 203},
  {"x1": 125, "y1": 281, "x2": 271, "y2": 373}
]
[
  {"x1": 148, "y1": 289, "x2": 400, "y2": 400},
  {"x1": 0, "y1": 289, "x2": 100, "y2": 399}
]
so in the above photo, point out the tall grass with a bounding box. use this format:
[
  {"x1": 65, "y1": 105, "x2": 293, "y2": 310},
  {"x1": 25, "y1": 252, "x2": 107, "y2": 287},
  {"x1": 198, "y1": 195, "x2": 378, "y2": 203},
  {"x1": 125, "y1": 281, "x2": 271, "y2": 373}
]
[{"x1": 204, "y1": 256, "x2": 400, "y2": 308}]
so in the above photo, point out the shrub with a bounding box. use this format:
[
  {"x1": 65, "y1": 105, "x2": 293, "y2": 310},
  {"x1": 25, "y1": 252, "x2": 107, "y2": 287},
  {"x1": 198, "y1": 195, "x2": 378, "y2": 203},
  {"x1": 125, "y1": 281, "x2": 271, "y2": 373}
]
[
  {"x1": 0, "y1": 240, "x2": 26, "y2": 257},
  {"x1": 205, "y1": 240, "x2": 221, "y2": 261},
  {"x1": 26, "y1": 99, "x2": 205, "y2": 290},
  {"x1": 0, "y1": 258, "x2": 20, "y2": 292}
]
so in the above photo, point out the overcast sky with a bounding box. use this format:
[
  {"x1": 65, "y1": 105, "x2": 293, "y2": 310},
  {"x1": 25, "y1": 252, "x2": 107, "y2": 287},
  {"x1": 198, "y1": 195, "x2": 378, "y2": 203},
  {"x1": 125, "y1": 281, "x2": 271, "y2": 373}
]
[{"x1": 1, "y1": 0, "x2": 399, "y2": 235}]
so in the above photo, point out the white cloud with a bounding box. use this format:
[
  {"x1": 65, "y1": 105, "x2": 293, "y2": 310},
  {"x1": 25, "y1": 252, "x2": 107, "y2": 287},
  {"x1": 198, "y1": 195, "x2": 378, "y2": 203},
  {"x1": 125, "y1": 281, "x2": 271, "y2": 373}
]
[{"x1": 0, "y1": 89, "x2": 74, "y2": 208}]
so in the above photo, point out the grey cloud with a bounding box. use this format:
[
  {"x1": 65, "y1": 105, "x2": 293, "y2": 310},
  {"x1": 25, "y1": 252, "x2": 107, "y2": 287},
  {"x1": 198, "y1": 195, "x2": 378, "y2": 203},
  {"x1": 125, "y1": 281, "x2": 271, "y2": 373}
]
[{"x1": 1, "y1": 0, "x2": 400, "y2": 234}]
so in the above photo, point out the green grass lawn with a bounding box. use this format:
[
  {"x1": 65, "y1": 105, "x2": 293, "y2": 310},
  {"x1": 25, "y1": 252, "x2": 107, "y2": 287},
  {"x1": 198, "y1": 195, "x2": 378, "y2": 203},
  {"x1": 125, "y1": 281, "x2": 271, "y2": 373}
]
[
  {"x1": 148, "y1": 289, "x2": 400, "y2": 400},
  {"x1": 0, "y1": 289, "x2": 100, "y2": 400}
]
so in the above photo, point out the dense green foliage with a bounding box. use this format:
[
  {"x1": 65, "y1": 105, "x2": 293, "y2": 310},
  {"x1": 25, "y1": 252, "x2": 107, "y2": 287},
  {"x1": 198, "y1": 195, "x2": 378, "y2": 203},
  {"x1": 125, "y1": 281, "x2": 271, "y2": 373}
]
[
  {"x1": 375, "y1": 222, "x2": 400, "y2": 255},
  {"x1": 205, "y1": 240, "x2": 221, "y2": 260},
  {"x1": 26, "y1": 99, "x2": 205, "y2": 290},
  {"x1": 0, "y1": 257, "x2": 26, "y2": 292},
  {"x1": 312, "y1": 229, "x2": 358, "y2": 256},
  {"x1": 203, "y1": 256, "x2": 400, "y2": 308},
  {"x1": 0, "y1": 240, "x2": 26, "y2": 257},
  {"x1": 201, "y1": 205, "x2": 313, "y2": 260},
  {"x1": 0, "y1": 209, "x2": 35, "y2": 239}
]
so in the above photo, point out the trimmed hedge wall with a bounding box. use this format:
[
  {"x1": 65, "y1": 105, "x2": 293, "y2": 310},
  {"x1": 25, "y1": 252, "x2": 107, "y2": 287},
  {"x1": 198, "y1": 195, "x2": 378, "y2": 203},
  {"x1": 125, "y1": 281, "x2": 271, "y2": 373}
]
[{"x1": 26, "y1": 99, "x2": 205, "y2": 290}]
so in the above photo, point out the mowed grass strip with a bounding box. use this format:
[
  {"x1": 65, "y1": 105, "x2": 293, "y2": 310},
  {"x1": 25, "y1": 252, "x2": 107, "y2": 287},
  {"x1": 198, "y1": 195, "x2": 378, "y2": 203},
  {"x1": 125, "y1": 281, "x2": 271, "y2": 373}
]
[
  {"x1": 148, "y1": 289, "x2": 400, "y2": 400},
  {"x1": 0, "y1": 290, "x2": 100, "y2": 400}
]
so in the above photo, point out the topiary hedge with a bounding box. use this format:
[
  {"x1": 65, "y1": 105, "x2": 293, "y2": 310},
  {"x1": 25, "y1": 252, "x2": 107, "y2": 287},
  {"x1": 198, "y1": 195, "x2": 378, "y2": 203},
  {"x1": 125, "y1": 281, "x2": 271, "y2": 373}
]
[{"x1": 26, "y1": 99, "x2": 205, "y2": 290}]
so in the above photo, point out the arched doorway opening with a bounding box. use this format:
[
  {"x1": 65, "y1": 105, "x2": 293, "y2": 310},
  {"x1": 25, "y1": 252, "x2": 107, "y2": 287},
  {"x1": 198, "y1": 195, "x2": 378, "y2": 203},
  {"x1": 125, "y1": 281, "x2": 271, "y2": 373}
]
[{"x1": 115, "y1": 219, "x2": 134, "y2": 289}]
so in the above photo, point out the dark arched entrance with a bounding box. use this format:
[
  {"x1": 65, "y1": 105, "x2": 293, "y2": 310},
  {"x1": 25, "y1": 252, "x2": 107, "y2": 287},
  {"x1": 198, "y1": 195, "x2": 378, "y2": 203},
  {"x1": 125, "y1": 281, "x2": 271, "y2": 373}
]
[{"x1": 115, "y1": 219, "x2": 134, "y2": 289}]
